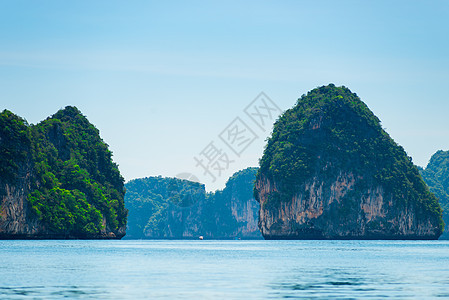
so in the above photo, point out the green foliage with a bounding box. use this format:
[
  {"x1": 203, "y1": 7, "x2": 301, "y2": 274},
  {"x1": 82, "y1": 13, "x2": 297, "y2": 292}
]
[
  {"x1": 224, "y1": 167, "x2": 258, "y2": 200},
  {"x1": 0, "y1": 110, "x2": 31, "y2": 183},
  {"x1": 0, "y1": 106, "x2": 127, "y2": 237},
  {"x1": 124, "y1": 176, "x2": 206, "y2": 238},
  {"x1": 256, "y1": 84, "x2": 443, "y2": 231},
  {"x1": 28, "y1": 187, "x2": 103, "y2": 235},
  {"x1": 421, "y1": 150, "x2": 449, "y2": 237}
]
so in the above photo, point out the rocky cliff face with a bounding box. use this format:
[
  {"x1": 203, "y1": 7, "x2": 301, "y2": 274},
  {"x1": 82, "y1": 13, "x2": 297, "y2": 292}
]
[
  {"x1": 125, "y1": 168, "x2": 262, "y2": 239},
  {"x1": 207, "y1": 168, "x2": 261, "y2": 239},
  {"x1": 0, "y1": 158, "x2": 42, "y2": 238},
  {"x1": 0, "y1": 107, "x2": 127, "y2": 239},
  {"x1": 256, "y1": 172, "x2": 439, "y2": 239},
  {"x1": 254, "y1": 84, "x2": 443, "y2": 240}
]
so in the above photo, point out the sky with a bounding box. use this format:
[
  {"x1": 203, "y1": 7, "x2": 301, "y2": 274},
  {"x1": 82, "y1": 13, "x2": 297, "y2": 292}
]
[{"x1": 1, "y1": 1, "x2": 448, "y2": 191}]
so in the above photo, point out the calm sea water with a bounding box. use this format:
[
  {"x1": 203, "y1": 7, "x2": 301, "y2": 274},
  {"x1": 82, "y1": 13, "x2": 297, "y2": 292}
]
[{"x1": 1, "y1": 240, "x2": 449, "y2": 299}]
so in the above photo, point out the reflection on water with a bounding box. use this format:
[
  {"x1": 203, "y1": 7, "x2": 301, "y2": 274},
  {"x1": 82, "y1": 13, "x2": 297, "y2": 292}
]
[
  {"x1": 0, "y1": 286, "x2": 111, "y2": 299},
  {"x1": 266, "y1": 241, "x2": 449, "y2": 298},
  {"x1": 270, "y1": 268, "x2": 391, "y2": 298},
  {"x1": 1, "y1": 240, "x2": 449, "y2": 299}
]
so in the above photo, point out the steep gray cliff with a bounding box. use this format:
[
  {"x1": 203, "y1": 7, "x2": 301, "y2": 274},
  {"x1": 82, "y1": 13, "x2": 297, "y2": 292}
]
[
  {"x1": 256, "y1": 172, "x2": 440, "y2": 239},
  {"x1": 0, "y1": 158, "x2": 42, "y2": 238}
]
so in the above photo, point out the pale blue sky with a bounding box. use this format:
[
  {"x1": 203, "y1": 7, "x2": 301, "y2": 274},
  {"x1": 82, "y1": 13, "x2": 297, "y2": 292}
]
[{"x1": 1, "y1": 1, "x2": 448, "y2": 190}]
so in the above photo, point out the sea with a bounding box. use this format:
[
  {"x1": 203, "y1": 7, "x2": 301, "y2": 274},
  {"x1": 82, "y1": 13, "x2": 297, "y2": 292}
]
[{"x1": 1, "y1": 240, "x2": 449, "y2": 299}]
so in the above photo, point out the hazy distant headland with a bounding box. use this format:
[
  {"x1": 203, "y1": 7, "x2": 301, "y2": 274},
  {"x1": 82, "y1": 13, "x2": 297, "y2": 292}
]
[{"x1": 124, "y1": 167, "x2": 261, "y2": 239}]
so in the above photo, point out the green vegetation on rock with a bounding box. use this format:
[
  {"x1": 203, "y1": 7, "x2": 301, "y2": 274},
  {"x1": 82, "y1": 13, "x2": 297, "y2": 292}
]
[
  {"x1": 125, "y1": 176, "x2": 206, "y2": 238},
  {"x1": 421, "y1": 150, "x2": 449, "y2": 238},
  {"x1": 0, "y1": 107, "x2": 127, "y2": 238},
  {"x1": 0, "y1": 110, "x2": 31, "y2": 183}
]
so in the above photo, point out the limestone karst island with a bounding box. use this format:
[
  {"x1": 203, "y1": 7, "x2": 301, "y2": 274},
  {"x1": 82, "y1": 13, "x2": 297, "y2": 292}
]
[
  {"x1": 0, "y1": 107, "x2": 127, "y2": 239},
  {"x1": 1, "y1": 85, "x2": 447, "y2": 240},
  {"x1": 254, "y1": 84, "x2": 443, "y2": 240}
]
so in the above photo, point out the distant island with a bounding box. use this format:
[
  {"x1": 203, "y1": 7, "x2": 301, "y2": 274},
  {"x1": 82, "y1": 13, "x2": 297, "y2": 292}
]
[
  {"x1": 420, "y1": 150, "x2": 449, "y2": 239},
  {"x1": 254, "y1": 84, "x2": 443, "y2": 240},
  {"x1": 0, "y1": 107, "x2": 127, "y2": 239},
  {"x1": 125, "y1": 167, "x2": 261, "y2": 239}
]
